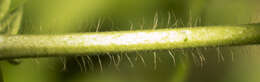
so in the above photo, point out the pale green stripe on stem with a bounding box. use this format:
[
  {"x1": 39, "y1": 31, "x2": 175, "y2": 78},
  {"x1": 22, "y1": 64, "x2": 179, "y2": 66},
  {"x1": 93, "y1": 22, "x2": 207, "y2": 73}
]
[{"x1": 0, "y1": 24, "x2": 260, "y2": 59}]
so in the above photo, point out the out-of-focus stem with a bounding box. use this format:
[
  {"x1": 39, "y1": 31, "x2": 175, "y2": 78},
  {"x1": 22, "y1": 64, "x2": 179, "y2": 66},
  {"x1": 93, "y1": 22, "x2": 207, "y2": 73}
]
[{"x1": 0, "y1": 24, "x2": 260, "y2": 59}]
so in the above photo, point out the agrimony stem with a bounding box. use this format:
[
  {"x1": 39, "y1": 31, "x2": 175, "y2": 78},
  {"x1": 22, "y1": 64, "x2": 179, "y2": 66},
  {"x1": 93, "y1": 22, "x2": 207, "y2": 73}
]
[{"x1": 0, "y1": 24, "x2": 260, "y2": 59}]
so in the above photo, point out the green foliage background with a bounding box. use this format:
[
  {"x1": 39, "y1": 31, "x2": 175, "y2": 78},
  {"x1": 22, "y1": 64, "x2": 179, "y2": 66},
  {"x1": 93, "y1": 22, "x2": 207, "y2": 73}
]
[{"x1": 0, "y1": 0, "x2": 260, "y2": 82}]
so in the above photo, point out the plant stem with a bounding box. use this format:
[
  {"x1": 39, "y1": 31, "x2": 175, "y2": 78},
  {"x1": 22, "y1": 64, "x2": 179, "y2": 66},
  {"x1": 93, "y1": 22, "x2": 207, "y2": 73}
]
[{"x1": 0, "y1": 24, "x2": 260, "y2": 59}]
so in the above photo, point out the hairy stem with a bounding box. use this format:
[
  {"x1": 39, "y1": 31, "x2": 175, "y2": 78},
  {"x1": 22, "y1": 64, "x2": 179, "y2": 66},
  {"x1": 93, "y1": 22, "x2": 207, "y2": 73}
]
[{"x1": 0, "y1": 24, "x2": 260, "y2": 59}]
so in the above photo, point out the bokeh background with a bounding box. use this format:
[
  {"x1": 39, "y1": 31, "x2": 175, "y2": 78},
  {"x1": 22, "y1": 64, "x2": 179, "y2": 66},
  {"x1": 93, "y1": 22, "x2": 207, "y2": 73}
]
[{"x1": 1, "y1": 0, "x2": 260, "y2": 82}]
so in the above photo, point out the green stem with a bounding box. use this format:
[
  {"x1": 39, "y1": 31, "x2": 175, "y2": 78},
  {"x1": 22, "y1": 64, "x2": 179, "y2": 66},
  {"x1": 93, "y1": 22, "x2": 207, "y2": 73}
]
[{"x1": 0, "y1": 24, "x2": 260, "y2": 59}]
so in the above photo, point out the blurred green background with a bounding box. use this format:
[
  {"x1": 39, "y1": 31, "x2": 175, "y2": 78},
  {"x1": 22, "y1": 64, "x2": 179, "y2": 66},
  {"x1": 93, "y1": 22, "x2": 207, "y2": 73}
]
[{"x1": 1, "y1": 0, "x2": 260, "y2": 82}]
